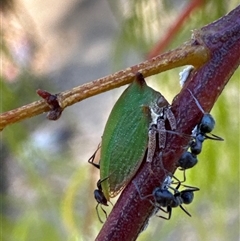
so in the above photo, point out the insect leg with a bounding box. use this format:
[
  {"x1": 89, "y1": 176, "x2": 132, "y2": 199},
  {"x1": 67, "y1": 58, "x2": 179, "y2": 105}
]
[
  {"x1": 132, "y1": 180, "x2": 154, "y2": 200},
  {"x1": 179, "y1": 205, "x2": 191, "y2": 217},
  {"x1": 165, "y1": 107, "x2": 177, "y2": 131},
  {"x1": 157, "y1": 118, "x2": 166, "y2": 149},
  {"x1": 156, "y1": 206, "x2": 172, "y2": 220},
  {"x1": 88, "y1": 143, "x2": 101, "y2": 169},
  {"x1": 187, "y1": 88, "x2": 205, "y2": 114},
  {"x1": 147, "y1": 125, "x2": 158, "y2": 162},
  {"x1": 96, "y1": 203, "x2": 107, "y2": 223}
]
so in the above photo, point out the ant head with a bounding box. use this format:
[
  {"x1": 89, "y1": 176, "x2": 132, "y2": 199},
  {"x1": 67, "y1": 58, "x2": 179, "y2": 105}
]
[
  {"x1": 94, "y1": 189, "x2": 108, "y2": 206},
  {"x1": 180, "y1": 191, "x2": 194, "y2": 205},
  {"x1": 95, "y1": 175, "x2": 113, "y2": 204},
  {"x1": 198, "y1": 113, "x2": 215, "y2": 133},
  {"x1": 180, "y1": 187, "x2": 199, "y2": 205}
]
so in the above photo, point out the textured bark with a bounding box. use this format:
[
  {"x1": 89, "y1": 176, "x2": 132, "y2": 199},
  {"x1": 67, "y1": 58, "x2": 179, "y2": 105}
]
[{"x1": 96, "y1": 6, "x2": 240, "y2": 241}]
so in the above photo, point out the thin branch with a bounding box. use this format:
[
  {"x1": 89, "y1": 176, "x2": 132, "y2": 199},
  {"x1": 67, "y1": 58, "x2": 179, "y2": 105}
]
[{"x1": 0, "y1": 41, "x2": 208, "y2": 131}]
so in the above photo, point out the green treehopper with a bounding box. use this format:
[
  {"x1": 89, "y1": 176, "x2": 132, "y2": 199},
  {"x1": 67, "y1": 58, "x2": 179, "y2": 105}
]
[{"x1": 100, "y1": 73, "x2": 176, "y2": 201}]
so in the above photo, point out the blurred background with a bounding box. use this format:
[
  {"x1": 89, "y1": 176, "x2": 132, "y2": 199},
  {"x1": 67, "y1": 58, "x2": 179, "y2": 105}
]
[{"x1": 1, "y1": 0, "x2": 239, "y2": 240}]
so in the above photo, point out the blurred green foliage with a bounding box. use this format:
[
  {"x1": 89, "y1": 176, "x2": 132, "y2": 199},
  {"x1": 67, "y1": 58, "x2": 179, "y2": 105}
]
[{"x1": 1, "y1": 1, "x2": 239, "y2": 241}]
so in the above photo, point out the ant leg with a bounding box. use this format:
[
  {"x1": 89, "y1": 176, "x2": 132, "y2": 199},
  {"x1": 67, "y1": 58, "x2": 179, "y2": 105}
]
[
  {"x1": 165, "y1": 107, "x2": 177, "y2": 131},
  {"x1": 186, "y1": 89, "x2": 205, "y2": 114},
  {"x1": 170, "y1": 175, "x2": 200, "y2": 192},
  {"x1": 156, "y1": 206, "x2": 172, "y2": 220},
  {"x1": 171, "y1": 174, "x2": 183, "y2": 185},
  {"x1": 157, "y1": 152, "x2": 168, "y2": 177},
  {"x1": 168, "y1": 175, "x2": 199, "y2": 194},
  {"x1": 100, "y1": 205, "x2": 108, "y2": 220},
  {"x1": 146, "y1": 126, "x2": 168, "y2": 178},
  {"x1": 88, "y1": 143, "x2": 101, "y2": 169},
  {"x1": 157, "y1": 118, "x2": 166, "y2": 149},
  {"x1": 147, "y1": 125, "x2": 157, "y2": 162},
  {"x1": 173, "y1": 168, "x2": 187, "y2": 184},
  {"x1": 167, "y1": 206, "x2": 172, "y2": 220},
  {"x1": 205, "y1": 133, "x2": 224, "y2": 141},
  {"x1": 179, "y1": 205, "x2": 191, "y2": 217},
  {"x1": 177, "y1": 184, "x2": 200, "y2": 191},
  {"x1": 96, "y1": 203, "x2": 107, "y2": 223},
  {"x1": 89, "y1": 162, "x2": 100, "y2": 169},
  {"x1": 170, "y1": 175, "x2": 182, "y2": 191},
  {"x1": 182, "y1": 170, "x2": 187, "y2": 184}
]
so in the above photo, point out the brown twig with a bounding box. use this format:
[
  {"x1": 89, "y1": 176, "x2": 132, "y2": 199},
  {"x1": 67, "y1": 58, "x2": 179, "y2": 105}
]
[
  {"x1": 0, "y1": 41, "x2": 208, "y2": 131},
  {"x1": 96, "y1": 5, "x2": 240, "y2": 241}
]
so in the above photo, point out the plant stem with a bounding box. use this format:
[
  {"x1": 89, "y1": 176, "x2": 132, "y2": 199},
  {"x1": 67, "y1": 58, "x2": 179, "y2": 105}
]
[{"x1": 0, "y1": 41, "x2": 208, "y2": 131}]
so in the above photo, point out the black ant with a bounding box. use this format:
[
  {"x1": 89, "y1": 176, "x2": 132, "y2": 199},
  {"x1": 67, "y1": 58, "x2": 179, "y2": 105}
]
[
  {"x1": 133, "y1": 175, "x2": 199, "y2": 220},
  {"x1": 88, "y1": 145, "x2": 111, "y2": 223},
  {"x1": 176, "y1": 89, "x2": 223, "y2": 174},
  {"x1": 94, "y1": 177, "x2": 112, "y2": 223}
]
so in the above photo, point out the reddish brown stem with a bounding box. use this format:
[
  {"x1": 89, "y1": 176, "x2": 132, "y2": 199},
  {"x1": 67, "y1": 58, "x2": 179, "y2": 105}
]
[
  {"x1": 96, "y1": 6, "x2": 240, "y2": 241},
  {"x1": 147, "y1": 0, "x2": 205, "y2": 59}
]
